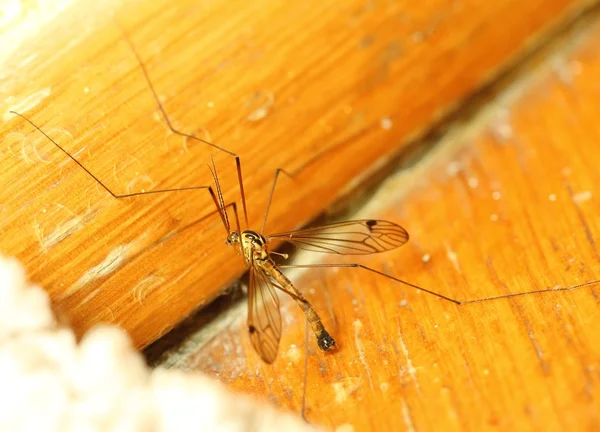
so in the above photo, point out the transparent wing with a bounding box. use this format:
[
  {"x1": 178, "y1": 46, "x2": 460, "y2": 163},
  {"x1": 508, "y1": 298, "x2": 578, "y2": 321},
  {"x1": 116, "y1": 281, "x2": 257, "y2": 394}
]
[
  {"x1": 247, "y1": 263, "x2": 282, "y2": 364},
  {"x1": 266, "y1": 219, "x2": 409, "y2": 255}
]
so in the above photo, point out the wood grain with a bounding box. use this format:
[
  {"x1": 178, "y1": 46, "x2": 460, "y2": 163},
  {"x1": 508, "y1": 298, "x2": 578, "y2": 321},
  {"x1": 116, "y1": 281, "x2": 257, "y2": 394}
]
[
  {"x1": 156, "y1": 12, "x2": 600, "y2": 431},
  {"x1": 0, "y1": 0, "x2": 594, "y2": 348}
]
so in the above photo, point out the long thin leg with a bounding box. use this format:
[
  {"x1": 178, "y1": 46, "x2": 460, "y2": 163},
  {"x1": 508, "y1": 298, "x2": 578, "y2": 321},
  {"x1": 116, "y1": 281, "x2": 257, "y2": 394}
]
[
  {"x1": 10, "y1": 111, "x2": 231, "y2": 235},
  {"x1": 229, "y1": 198, "x2": 241, "y2": 236},
  {"x1": 268, "y1": 269, "x2": 335, "y2": 351},
  {"x1": 116, "y1": 20, "x2": 249, "y2": 228},
  {"x1": 301, "y1": 306, "x2": 309, "y2": 422},
  {"x1": 120, "y1": 18, "x2": 386, "y2": 233},
  {"x1": 279, "y1": 263, "x2": 600, "y2": 304},
  {"x1": 260, "y1": 127, "x2": 378, "y2": 234},
  {"x1": 260, "y1": 127, "x2": 380, "y2": 235},
  {"x1": 261, "y1": 168, "x2": 294, "y2": 234}
]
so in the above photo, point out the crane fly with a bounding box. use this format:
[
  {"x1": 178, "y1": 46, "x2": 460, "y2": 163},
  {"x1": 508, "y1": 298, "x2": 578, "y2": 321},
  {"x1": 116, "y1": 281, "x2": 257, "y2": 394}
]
[{"x1": 210, "y1": 157, "x2": 411, "y2": 361}]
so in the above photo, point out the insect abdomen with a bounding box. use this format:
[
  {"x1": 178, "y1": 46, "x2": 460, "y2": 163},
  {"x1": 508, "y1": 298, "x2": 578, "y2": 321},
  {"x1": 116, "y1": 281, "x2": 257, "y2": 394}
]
[{"x1": 262, "y1": 259, "x2": 336, "y2": 352}]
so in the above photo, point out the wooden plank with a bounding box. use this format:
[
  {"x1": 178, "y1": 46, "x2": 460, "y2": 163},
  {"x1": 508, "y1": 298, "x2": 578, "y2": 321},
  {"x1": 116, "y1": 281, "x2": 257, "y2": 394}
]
[
  {"x1": 0, "y1": 0, "x2": 594, "y2": 348},
  {"x1": 157, "y1": 12, "x2": 600, "y2": 431}
]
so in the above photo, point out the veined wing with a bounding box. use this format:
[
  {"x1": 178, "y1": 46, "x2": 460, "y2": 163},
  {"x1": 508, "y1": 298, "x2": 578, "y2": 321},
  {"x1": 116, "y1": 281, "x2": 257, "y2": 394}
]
[
  {"x1": 247, "y1": 262, "x2": 282, "y2": 364},
  {"x1": 266, "y1": 219, "x2": 409, "y2": 255}
]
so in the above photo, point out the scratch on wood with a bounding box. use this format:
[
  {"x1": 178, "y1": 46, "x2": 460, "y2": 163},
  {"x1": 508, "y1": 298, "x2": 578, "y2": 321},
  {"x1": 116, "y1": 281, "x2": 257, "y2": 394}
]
[
  {"x1": 440, "y1": 386, "x2": 460, "y2": 421},
  {"x1": 34, "y1": 206, "x2": 98, "y2": 251},
  {"x1": 400, "y1": 398, "x2": 416, "y2": 432},
  {"x1": 42, "y1": 216, "x2": 83, "y2": 250},
  {"x1": 334, "y1": 424, "x2": 355, "y2": 432},
  {"x1": 245, "y1": 90, "x2": 274, "y2": 122},
  {"x1": 80, "y1": 288, "x2": 100, "y2": 304},
  {"x1": 317, "y1": 355, "x2": 328, "y2": 376},
  {"x1": 353, "y1": 319, "x2": 374, "y2": 391},
  {"x1": 445, "y1": 242, "x2": 462, "y2": 275},
  {"x1": 132, "y1": 274, "x2": 166, "y2": 304},
  {"x1": 489, "y1": 107, "x2": 514, "y2": 142},
  {"x1": 63, "y1": 241, "x2": 140, "y2": 297},
  {"x1": 103, "y1": 306, "x2": 116, "y2": 321},
  {"x1": 183, "y1": 127, "x2": 213, "y2": 154},
  {"x1": 527, "y1": 328, "x2": 549, "y2": 375},
  {"x1": 30, "y1": 134, "x2": 51, "y2": 163},
  {"x1": 583, "y1": 365, "x2": 595, "y2": 399},
  {"x1": 161, "y1": 267, "x2": 193, "y2": 291},
  {"x1": 4, "y1": 88, "x2": 52, "y2": 121},
  {"x1": 284, "y1": 344, "x2": 301, "y2": 364},
  {"x1": 126, "y1": 174, "x2": 155, "y2": 194},
  {"x1": 573, "y1": 190, "x2": 592, "y2": 203},
  {"x1": 551, "y1": 56, "x2": 582, "y2": 85},
  {"x1": 4, "y1": 130, "x2": 53, "y2": 165},
  {"x1": 398, "y1": 329, "x2": 420, "y2": 392},
  {"x1": 158, "y1": 229, "x2": 179, "y2": 245},
  {"x1": 564, "y1": 181, "x2": 597, "y2": 253},
  {"x1": 332, "y1": 377, "x2": 361, "y2": 404}
]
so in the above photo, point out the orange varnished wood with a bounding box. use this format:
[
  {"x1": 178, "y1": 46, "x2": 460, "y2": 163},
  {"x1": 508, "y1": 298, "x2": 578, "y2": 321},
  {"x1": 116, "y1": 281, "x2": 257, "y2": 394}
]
[
  {"x1": 162, "y1": 14, "x2": 600, "y2": 431},
  {"x1": 0, "y1": 0, "x2": 594, "y2": 348}
]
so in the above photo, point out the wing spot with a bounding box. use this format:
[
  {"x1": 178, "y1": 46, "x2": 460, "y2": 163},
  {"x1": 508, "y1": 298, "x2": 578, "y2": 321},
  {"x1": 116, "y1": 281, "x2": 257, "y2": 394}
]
[{"x1": 249, "y1": 325, "x2": 257, "y2": 334}]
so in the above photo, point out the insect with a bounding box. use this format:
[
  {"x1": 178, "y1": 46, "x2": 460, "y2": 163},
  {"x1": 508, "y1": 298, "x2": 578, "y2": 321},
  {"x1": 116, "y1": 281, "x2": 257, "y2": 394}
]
[{"x1": 209, "y1": 163, "x2": 410, "y2": 361}]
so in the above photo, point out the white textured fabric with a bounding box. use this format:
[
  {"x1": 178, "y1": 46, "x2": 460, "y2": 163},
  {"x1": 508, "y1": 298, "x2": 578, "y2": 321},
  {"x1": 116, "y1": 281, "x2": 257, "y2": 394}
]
[{"x1": 0, "y1": 255, "x2": 313, "y2": 432}]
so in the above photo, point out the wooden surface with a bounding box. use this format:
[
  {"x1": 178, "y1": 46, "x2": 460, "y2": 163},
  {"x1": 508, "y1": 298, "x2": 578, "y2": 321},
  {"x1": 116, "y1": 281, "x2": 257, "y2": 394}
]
[
  {"x1": 153, "y1": 10, "x2": 600, "y2": 432},
  {"x1": 1, "y1": 0, "x2": 595, "y2": 349}
]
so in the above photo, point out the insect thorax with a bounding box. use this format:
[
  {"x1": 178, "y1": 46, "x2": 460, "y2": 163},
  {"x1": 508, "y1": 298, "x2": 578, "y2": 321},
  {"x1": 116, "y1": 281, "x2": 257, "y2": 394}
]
[{"x1": 239, "y1": 230, "x2": 268, "y2": 263}]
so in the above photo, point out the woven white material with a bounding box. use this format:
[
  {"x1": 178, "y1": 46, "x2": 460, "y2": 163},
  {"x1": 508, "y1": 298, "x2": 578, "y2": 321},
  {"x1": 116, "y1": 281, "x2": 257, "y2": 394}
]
[{"x1": 0, "y1": 255, "x2": 314, "y2": 432}]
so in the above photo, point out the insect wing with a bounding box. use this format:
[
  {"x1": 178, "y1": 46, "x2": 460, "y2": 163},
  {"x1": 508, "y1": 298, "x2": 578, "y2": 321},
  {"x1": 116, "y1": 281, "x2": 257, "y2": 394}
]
[
  {"x1": 266, "y1": 219, "x2": 409, "y2": 255},
  {"x1": 247, "y1": 264, "x2": 282, "y2": 363}
]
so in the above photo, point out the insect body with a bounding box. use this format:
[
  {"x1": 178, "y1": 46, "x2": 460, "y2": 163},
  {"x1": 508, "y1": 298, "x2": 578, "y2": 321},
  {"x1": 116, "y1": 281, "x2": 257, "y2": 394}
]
[
  {"x1": 232, "y1": 229, "x2": 335, "y2": 362},
  {"x1": 209, "y1": 157, "x2": 412, "y2": 363}
]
